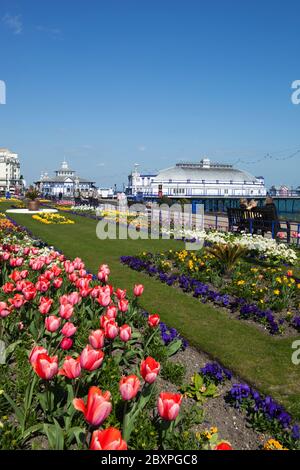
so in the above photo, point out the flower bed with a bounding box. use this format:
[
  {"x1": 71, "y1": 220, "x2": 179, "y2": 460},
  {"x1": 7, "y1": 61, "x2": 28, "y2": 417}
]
[
  {"x1": 0, "y1": 228, "x2": 236, "y2": 451},
  {"x1": 120, "y1": 248, "x2": 300, "y2": 335},
  {"x1": 32, "y1": 213, "x2": 75, "y2": 225}
]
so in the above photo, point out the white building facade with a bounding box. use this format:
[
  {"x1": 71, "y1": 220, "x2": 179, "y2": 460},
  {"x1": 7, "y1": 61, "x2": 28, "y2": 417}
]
[
  {"x1": 127, "y1": 159, "x2": 266, "y2": 198},
  {"x1": 0, "y1": 148, "x2": 22, "y2": 194},
  {"x1": 35, "y1": 161, "x2": 96, "y2": 197}
]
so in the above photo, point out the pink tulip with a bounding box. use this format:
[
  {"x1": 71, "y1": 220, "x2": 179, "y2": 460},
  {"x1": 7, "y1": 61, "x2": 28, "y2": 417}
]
[
  {"x1": 80, "y1": 345, "x2": 105, "y2": 371},
  {"x1": 119, "y1": 324, "x2": 132, "y2": 342},
  {"x1": 105, "y1": 305, "x2": 117, "y2": 319},
  {"x1": 133, "y1": 284, "x2": 144, "y2": 297},
  {"x1": 29, "y1": 346, "x2": 48, "y2": 368},
  {"x1": 115, "y1": 288, "x2": 126, "y2": 300},
  {"x1": 58, "y1": 356, "x2": 81, "y2": 379},
  {"x1": 39, "y1": 297, "x2": 53, "y2": 315},
  {"x1": 34, "y1": 353, "x2": 58, "y2": 380},
  {"x1": 119, "y1": 375, "x2": 140, "y2": 401},
  {"x1": 157, "y1": 392, "x2": 182, "y2": 420},
  {"x1": 60, "y1": 337, "x2": 73, "y2": 350},
  {"x1": 118, "y1": 299, "x2": 129, "y2": 313},
  {"x1": 73, "y1": 386, "x2": 112, "y2": 427},
  {"x1": 67, "y1": 291, "x2": 81, "y2": 306},
  {"x1": 104, "y1": 320, "x2": 119, "y2": 340},
  {"x1": 148, "y1": 314, "x2": 160, "y2": 327},
  {"x1": 89, "y1": 329, "x2": 105, "y2": 349},
  {"x1": 61, "y1": 322, "x2": 77, "y2": 337},
  {"x1": 0, "y1": 301, "x2": 10, "y2": 318},
  {"x1": 45, "y1": 315, "x2": 61, "y2": 332},
  {"x1": 59, "y1": 303, "x2": 74, "y2": 319},
  {"x1": 140, "y1": 357, "x2": 160, "y2": 384}
]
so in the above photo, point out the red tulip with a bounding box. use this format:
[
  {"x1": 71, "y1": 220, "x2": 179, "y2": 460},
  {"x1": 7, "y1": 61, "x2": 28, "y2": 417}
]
[
  {"x1": 157, "y1": 392, "x2": 182, "y2": 420},
  {"x1": 118, "y1": 299, "x2": 129, "y2": 313},
  {"x1": 140, "y1": 357, "x2": 160, "y2": 384},
  {"x1": 0, "y1": 301, "x2": 10, "y2": 318},
  {"x1": 29, "y1": 345, "x2": 48, "y2": 368},
  {"x1": 22, "y1": 284, "x2": 37, "y2": 301},
  {"x1": 61, "y1": 322, "x2": 77, "y2": 337},
  {"x1": 60, "y1": 337, "x2": 73, "y2": 350},
  {"x1": 97, "y1": 286, "x2": 111, "y2": 307},
  {"x1": 89, "y1": 329, "x2": 105, "y2": 349},
  {"x1": 104, "y1": 320, "x2": 119, "y2": 340},
  {"x1": 59, "y1": 303, "x2": 74, "y2": 319},
  {"x1": 45, "y1": 315, "x2": 61, "y2": 332},
  {"x1": 214, "y1": 442, "x2": 233, "y2": 450},
  {"x1": 10, "y1": 270, "x2": 22, "y2": 282},
  {"x1": 105, "y1": 305, "x2": 117, "y2": 319},
  {"x1": 100, "y1": 314, "x2": 110, "y2": 329},
  {"x1": 133, "y1": 284, "x2": 144, "y2": 296},
  {"x1": 73, "y1": 386, "x2": 112, "y2": 427},
  {"x1": 97, "y1": 264, "x2": 110, "y2": 283},
  {"x1": 119, "y1": 324, "x2": 132, "y2": 342},
  {"x1": 35, "y1": 277, "x2": 50, "y2": 293},
  {"x1": 80, "y1": 345, "x2": 104, "y2": 370},
  {"x1": 53, "y1": 277, "x2": 63, "y2": 289},
  {"x1": 115, "y1": 288, "x2": 126, "y2": 300},
  {"x1": 64, "y1": 260, "x2": 75, "y2": 273},
  {"x1": 67, "y1": 291, "x2": 81, "y2": 305},
  {"x1": 90, "y1": 428, "x2": 127, "y2": 450},
  {"x1": 34, "y1": 353, "x2": 58, "y2": 380},
  {"x1": 58, "y1": 356, "x2": 81, "y2": 379},
  {"x1": 8, "y1": 293, "x2": 25, "y2": 309},
  {"x1": 39, "y1": 297, "x2": 53, "y2": 315},
  {"x1": 148, "y1": 314, "x2": 160, "y2": 327},
  {"x1": 119, "y1": 375, "x2": 140, "y2": 400},
  {"x1": 2, "y1": 282, "x2": 15, "y2": 294}
]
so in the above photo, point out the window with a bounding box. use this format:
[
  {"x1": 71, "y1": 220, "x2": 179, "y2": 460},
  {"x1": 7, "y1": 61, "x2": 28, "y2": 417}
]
[{"x1": 169, "y1": 179, "x2": 172, "y2": 183}]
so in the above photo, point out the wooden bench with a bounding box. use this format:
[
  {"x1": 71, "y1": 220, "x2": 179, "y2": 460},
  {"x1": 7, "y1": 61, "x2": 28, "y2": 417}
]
[{"x1": 227, "y1": 207, "x2": 291, "y2": 243}]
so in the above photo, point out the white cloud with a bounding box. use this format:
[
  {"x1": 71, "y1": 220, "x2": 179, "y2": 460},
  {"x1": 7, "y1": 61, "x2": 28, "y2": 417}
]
[
  {"x1": 36, "y1": 25, "x2": 61, "y2": 38},
  {"x1": 96, "y1": 162, "x2": 105, "y2": 167},
  {"x1": 137, "y1": 145, "x2": 146, "y2": 152},
  {"x1": 2, "y1": 13, "x2": 23, "y2": 35}
]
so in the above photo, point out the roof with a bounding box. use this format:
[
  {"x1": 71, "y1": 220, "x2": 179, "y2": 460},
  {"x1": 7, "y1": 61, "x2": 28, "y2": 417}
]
[
  {"x1": 36, "y1": 175, "x2": 95, "y2": 184},
  {"x1": 153, "y1": 163, "x2": 261, "y2": 183}
]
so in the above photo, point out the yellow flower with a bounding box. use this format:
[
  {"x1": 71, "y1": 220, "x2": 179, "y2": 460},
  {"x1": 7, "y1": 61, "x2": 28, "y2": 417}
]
[
  {"x1": 263, "y1": 439, "x2": 288, "y2": 451},
  {"x1": 273, "y1": 289, "x2": 280, "y2": 295},
  {"x1": 237, "y1": 280, "x2": 245, "y2": 286}
]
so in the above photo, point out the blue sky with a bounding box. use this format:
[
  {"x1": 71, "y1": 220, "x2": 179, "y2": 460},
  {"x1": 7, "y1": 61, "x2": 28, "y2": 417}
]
[{"x1": 0, "y1": 0, "x2": 300, "y2": 188}]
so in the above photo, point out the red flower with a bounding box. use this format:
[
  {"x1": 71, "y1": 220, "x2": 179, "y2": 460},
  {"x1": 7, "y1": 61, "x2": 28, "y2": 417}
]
[
  {"x1": 60, "y1": 337, "x2": 73, "y2": 350},
  {"x1": 29, "y1": 345, "x2": 48, "y2": 368},
  {"x1": 80, "y1": 345, "x2": 104, "y2": 370},
  {"x1": 157, "y1": 392, "x2": 182, "y2": 420},
  {"x1": 8, "y1": 293, "x2": 25, "y2": 309},
  {"x1": 89, "y1": 329, "x2": 105, "y2": 349},
  {"x1": 2, "y1": 282, "x2": 15, "y2": 294},
  {"x1": 105, "y1": 305, "x2": 117, "y2": 319},
  {"x1": 119, "y1": 375, "x2": 140, "y2": 400},
  {"x1": 140, "y1": 357, "x2": 160, "y2": 384},
  {"x1": 58, "y1": 356, "x2": 81, "y2": 379},
  {"x1": 73, "y1": 386, "x2": 112, "y2": 427},
  {"x1": 119, "y1": 324, "x2": 132, "y2": 342},
  {"x1": 34, "y1": 353, "x2": 58, "y2": 380},
  {"x1": 0, "y1": 301, "x2": 10, "y2": 318},
  {"x1": 118, "y1": 299, "x2": 129, "y2": 313},
  {"x1": 22, "y1": 284, "x2": 37, "y2": 301},
  {"x1": 61, "y1": 322, "x2": 77, "y2": 337},
  {"x1": 115, "y1": 288, "x2": 126, "y2": 300},
  {"x1": 59, "y1": 303, "x2": 74, "y2": 319},
  {"x1": 53, "y1": 277, "x2": 63, "y2": 289},
  {"x1": 96, "y1": 286, "x2": 111, "y2": 307},
  {"x1": 148, "y1": 314, "x2": 160, "y2": 327},
  {"x1": 39, "y1": 297, "x2": 53, "y2": 315},
  {"x1": 90, "y1": 428, "x2": 127, "y2": 450},
  {"x1": 133, "y1": 284, "x2": 144, "y2": 297},
  {"x1": 104, "y1": 320, "x2": 119, "y2": 340},
  {"x1": 97, "y1": 264, "x2": 110, "y2": 283},
  {"x1": 214, "y1": 442, "x2": 233, "y2": 450},
  {"x1": 45, "y1": 315, "x2": 61, "y2": 332}
]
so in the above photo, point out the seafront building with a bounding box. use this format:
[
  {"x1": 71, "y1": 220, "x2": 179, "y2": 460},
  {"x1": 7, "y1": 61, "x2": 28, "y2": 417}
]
[
  {"x1": 127, "y1": 158, "x2": 266, "y2": 199},
  {"x1": 35, "y1": 160, "x2": 96, "y2": 197},
  {"x1": 0, "y1": 148, "x2": 23, "y2": 195}
]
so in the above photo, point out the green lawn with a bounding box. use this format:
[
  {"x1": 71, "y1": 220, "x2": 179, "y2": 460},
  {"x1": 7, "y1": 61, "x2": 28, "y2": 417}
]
[{"x1": 2, "y1": 202, "x2": 300, "y2": 419}]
